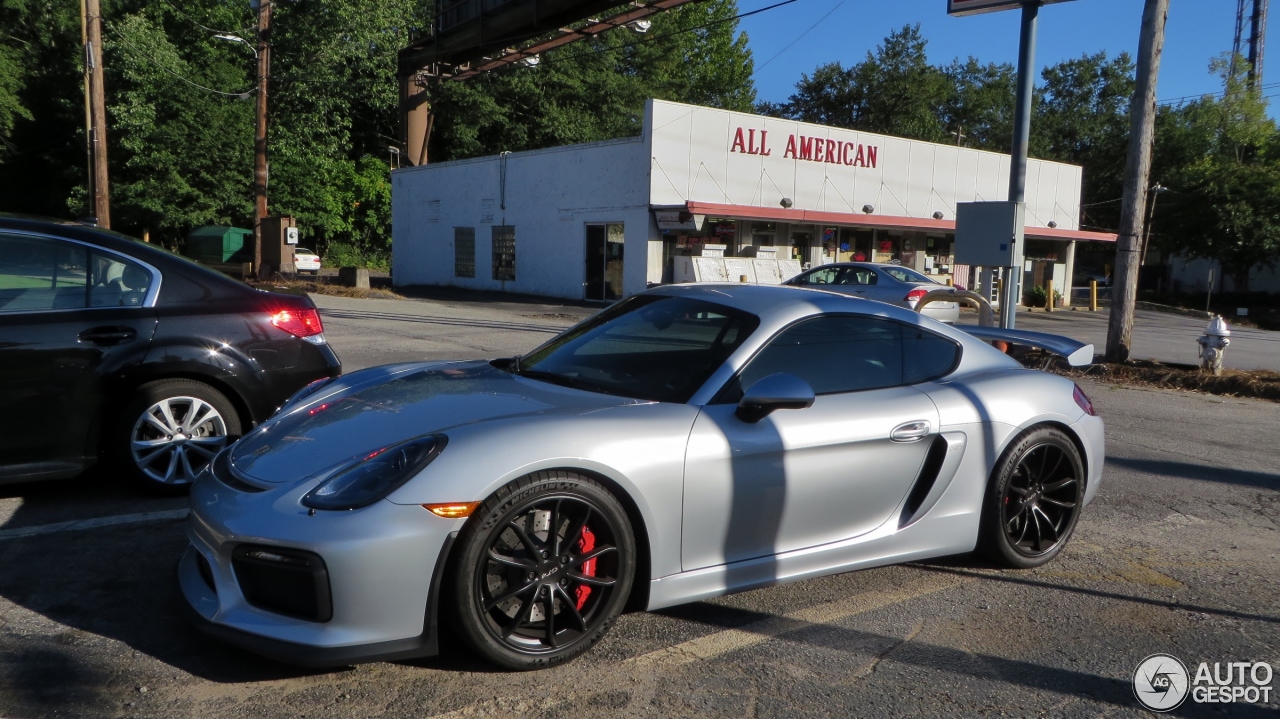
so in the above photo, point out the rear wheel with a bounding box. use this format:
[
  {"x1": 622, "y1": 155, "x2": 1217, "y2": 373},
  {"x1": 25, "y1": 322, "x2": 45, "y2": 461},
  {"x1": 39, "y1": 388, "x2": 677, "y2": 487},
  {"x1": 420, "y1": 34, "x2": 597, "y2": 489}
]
[
  {"x1": 451, "y1": 471, "x2": 635, "y2": 670},
  {"x1": 980, "y1": 426, "x2": 1084, "y2": 569},
  {"x1": 116, "y1": 379, "x2": 241, "y2": 494}
]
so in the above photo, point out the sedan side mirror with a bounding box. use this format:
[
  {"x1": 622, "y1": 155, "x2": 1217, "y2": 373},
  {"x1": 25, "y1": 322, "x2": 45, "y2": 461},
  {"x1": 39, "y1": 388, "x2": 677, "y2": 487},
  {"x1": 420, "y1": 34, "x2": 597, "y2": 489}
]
[{"x1": 736, "y1": 373, "x2": 815, "y2": 423}]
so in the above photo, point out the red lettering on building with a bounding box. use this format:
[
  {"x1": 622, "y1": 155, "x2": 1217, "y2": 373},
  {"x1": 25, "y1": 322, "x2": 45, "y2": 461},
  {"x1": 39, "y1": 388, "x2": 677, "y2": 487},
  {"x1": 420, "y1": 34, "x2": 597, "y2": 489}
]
[{"x1": 732, "y1": 127, "x2": 879, "y2": 168}]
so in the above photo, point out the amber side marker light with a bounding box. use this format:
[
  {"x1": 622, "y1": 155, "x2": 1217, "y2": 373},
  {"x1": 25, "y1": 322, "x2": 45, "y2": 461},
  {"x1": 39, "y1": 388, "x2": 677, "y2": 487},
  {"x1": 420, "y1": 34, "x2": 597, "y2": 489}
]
[{"x1": 423, "y1": 502, "x2": 482, "y2": 518}]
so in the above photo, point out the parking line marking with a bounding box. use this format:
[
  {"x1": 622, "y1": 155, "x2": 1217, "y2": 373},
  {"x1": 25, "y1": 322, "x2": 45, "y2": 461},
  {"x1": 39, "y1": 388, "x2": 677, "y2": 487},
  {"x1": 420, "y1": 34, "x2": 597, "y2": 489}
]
[
  {"x1": 0, "y1": 509, "x2": 189, "y2": 541},
  {"x1": 625, "y1": 571, "x2": 969, "y2": 667}
]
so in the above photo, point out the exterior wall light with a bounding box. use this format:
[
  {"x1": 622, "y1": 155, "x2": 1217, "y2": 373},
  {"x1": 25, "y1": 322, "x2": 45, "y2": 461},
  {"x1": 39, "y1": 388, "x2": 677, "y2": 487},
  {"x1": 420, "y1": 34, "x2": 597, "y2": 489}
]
[
  {"x1": 1048, "y1": 220, "x2": 1058, "y2": 229},
  {"x1": 932, "y1": 211, "x2": 944, "y2": 220},
  {"x1": 862, "y1": 204, "x2": 875, "y2": 214},
  {"x1": 780, "y1": 197, "x2": 793, "y2": 208}
]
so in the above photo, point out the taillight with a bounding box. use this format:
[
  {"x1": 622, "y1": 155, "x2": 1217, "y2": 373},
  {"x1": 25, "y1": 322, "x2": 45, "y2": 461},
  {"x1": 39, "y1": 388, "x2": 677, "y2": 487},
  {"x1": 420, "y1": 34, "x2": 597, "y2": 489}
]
[
  {"x1": 1073, "y1": 384, "x2": 1097, "y2": 416},
  {"x1": 270, "y1": 308, "x2": 323, "y2": 338},
  {"x1": 904, "y1": 288, "x2": 929, "y2": 305}
]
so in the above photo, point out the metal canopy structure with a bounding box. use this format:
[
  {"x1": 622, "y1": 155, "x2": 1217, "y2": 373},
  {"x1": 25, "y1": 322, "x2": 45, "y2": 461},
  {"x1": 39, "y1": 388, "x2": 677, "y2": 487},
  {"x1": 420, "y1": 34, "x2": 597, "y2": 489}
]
[{"x1": 398, "y1": 0, "x2": 704, "y2": 165}]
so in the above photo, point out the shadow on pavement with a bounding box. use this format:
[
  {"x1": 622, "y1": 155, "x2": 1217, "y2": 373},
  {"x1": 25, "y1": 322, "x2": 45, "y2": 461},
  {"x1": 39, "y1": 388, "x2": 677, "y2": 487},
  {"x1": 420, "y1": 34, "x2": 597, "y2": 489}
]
[
  {"x1": 1108, "y1": 456, "x2": 1280, "y2": 491},
  {"x1": 661, "y1": 598, "x2": 1276, "y2": 718}
]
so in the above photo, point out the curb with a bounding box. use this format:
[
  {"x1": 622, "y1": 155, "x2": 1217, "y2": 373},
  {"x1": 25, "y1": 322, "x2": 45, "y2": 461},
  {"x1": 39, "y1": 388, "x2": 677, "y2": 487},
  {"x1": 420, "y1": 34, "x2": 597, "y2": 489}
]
[{"x1": 1134, "y1": 301, "x2": 1214, "y2": 320}]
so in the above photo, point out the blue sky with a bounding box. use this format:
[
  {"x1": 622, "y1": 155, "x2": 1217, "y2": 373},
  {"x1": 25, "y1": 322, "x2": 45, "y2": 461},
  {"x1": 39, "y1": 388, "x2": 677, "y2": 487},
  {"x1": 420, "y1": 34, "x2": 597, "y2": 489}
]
[{"x1": 737, "y1": 0, "x2": 1273, "y2": 108}]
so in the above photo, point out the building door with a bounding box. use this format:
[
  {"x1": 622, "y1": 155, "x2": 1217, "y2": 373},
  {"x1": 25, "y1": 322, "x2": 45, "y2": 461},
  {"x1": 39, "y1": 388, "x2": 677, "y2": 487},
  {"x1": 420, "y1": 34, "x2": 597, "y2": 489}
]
[{"x1": 585, "y1": 224, "x2": 624, "y2": 301}]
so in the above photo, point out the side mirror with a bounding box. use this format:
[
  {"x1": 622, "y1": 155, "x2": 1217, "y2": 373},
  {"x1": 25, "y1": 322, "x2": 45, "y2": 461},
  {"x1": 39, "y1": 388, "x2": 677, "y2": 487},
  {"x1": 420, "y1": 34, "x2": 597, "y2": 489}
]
[{"x1": 736, "y1": 373, "x2": 815, "y2": 423}]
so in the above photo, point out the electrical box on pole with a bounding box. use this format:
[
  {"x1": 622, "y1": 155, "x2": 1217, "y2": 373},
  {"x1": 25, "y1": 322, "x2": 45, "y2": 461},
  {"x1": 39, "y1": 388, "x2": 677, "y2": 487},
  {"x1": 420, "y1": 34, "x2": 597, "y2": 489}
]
[{"x1": 954, "y1": 201, "x2": 1025, "y2": 269}]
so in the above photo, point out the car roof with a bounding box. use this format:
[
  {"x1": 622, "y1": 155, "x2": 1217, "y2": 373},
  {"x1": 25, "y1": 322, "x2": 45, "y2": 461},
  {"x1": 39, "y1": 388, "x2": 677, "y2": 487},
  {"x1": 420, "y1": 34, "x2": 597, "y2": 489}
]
[{"x1": 646, "y1": 282, "x2": 926, "y2": 325}]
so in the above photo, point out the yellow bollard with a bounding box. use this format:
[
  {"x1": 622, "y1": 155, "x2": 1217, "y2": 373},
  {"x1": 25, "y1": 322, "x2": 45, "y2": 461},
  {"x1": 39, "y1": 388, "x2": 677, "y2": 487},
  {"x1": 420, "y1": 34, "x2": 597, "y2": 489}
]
[
  {"x1": 1046, "y1": 279, "x2": 1054, "y2": 313},
  {"x1": 1089, "y1": 280, "x2": 1098, "y2": 312}
]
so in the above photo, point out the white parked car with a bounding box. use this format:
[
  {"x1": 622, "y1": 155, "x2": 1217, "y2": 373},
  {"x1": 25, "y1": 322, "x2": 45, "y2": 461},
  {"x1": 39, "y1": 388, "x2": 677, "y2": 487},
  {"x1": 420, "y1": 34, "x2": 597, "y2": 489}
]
[{"x1": 294, "y1": 247, "x2": 321, "y2": 274}]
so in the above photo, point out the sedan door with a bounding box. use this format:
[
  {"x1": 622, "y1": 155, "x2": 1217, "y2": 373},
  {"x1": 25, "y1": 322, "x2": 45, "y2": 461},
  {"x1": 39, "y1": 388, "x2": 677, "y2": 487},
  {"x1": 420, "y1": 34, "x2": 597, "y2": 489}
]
[
  {"x1": 680, "y1": 314, "x2": 943, "y2": 571},
  {"x1": 0, "y1": 233, "x2": 159, "y2": 480}
]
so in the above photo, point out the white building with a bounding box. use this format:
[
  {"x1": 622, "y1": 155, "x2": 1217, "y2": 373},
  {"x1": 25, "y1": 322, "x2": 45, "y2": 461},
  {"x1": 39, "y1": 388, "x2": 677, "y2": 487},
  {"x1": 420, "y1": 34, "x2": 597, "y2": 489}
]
[{"x1": 392, "y1": 99, "x2": 1116, "y2": 302}]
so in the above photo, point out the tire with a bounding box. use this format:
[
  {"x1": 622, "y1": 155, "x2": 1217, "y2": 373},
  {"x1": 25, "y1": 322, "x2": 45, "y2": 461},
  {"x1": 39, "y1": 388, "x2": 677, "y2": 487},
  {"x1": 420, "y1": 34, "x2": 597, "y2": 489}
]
[
  {"x1": 115, "y1": 379, "x2": 241, "y2": 494},
  {"x1": 979, "y1": 425, "x2": 1085, "y2": 569},
  {"x1": 451, "y1": 471, "x2": 636, "y2": 670}
]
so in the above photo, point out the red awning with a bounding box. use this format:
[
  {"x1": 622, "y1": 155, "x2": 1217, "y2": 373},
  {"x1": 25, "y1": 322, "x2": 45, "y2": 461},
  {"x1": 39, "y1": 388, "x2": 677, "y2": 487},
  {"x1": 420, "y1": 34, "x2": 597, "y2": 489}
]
[{"x1": 679, "y1": 201, "x2": 1116, "y2": 243}]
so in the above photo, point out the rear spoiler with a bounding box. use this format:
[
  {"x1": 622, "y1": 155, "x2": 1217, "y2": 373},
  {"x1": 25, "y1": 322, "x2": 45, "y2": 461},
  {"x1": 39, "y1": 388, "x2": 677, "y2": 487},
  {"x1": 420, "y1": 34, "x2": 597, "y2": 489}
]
[{"x1": 954, "y1": 325, "x2": 1095, "y2": 367}]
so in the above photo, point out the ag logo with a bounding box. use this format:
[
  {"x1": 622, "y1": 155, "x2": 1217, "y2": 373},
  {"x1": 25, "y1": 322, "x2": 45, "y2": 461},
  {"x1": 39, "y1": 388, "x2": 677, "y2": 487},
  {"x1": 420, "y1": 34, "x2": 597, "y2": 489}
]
[{"x1": 1134, "y1": 654, "x2": 1190, "y2": 711}]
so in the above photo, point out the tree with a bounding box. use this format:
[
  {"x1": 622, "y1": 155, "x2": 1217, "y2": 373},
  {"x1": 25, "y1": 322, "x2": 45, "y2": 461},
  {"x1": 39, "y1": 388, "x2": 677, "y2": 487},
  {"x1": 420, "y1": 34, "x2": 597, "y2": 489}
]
[
  {"x1": 761, "y1": 25, "x2": 950, "y2": 142},
  {"x1": 940, "y1": 57, "x2": 1016, "y2": 151},
  {"x1": 1032, "y1": 52, "x2": 1135, "y2": 232},
  {"x1": 1158, "y1": 56, "x2": 1280, "y2": 291},
  {"x1": 0, "y1": 43, "x2": 32, "y2": 160},
  {"x1": 429, "y1": 0, "x2": 755, "y2": 163}
]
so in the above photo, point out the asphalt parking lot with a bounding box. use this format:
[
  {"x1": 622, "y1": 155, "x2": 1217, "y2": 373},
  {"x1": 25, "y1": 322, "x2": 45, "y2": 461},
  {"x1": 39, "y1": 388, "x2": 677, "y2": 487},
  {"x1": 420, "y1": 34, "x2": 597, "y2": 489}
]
[{"x1": 0, "y1": 291, "x2": 1276, "y2": 718}]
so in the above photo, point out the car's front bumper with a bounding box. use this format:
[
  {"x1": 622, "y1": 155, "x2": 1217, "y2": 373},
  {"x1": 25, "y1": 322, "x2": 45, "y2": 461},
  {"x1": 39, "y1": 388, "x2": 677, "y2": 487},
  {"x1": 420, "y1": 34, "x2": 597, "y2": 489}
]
[{"x1": 178, "y1": 472, "x2": 458, "y2": 666}]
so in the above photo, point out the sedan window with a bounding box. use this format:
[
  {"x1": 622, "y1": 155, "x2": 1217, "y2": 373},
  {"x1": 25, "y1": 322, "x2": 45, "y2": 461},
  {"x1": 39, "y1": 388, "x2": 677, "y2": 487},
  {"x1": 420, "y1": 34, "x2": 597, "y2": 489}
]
[
  {"x1": 881, "y1": 266, "x2": 940, "y2": 284},
  {"x1": 0, "y1": 235, "x2": 88, "y2": 312},
  {"x1": 89, "y1": 252, "x2": 152, "y2": 307},
  {"x1": 517, "y1": 295, "x2": 759, "y2": 403},
  {"x1": 799, "y1": 268, "x2": 841, "y2": 285}
]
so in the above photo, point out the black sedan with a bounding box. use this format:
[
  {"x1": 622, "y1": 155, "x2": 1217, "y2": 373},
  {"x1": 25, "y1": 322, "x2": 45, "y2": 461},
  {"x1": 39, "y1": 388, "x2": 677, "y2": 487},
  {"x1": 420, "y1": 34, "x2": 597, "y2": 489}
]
[{"x1": 0, "y1": 216, "x2": 341, "y2": 492}]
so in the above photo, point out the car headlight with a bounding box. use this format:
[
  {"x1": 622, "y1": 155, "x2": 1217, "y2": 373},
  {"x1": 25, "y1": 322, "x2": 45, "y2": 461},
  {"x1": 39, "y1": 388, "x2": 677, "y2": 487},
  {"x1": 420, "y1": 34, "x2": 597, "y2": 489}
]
[{"x1": 301, "y1": 434, "x2": 447, "y2": 511}]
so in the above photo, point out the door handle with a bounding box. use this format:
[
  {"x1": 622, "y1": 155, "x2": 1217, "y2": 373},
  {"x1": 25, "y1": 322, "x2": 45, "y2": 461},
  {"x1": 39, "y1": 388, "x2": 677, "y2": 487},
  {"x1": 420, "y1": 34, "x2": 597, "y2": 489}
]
[
  {"x1": 890, "y1": 420, "x2": 931, "y2": 442},
  {"x1": 78, "y1": 326, "x2": 137, "y2": 346}
]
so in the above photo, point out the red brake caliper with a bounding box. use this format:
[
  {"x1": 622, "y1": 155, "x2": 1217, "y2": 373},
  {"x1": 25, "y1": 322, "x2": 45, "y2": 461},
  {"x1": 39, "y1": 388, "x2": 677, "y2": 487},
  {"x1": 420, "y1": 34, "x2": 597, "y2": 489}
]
[{"x1": 575, "y1": 526, "x2": 596, "y2": 610}]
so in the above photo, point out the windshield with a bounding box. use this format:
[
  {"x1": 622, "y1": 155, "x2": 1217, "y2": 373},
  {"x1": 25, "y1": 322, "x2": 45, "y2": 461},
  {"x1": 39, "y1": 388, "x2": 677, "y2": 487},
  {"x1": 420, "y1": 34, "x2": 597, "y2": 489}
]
[
  {"x1": 880, "y1": 266, "x2": 939, "y2": 284},
  {"x1": 515, "y1": 295, "x2": 759, "y2": 403}
]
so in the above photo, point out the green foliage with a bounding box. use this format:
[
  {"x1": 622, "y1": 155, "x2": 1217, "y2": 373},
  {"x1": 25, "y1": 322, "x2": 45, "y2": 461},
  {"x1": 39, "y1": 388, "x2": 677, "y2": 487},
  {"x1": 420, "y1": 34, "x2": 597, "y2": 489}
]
[
  {"x1": 1158, "y1": 56, "x2": 1280, "y2": 291},
  {"x1": 430, "y1": 0, "x2": 755, "y2": 162},
  {"x1": 760, "y1": 25, "x2": 951, "y2": 143},
  {"x1": 1023, "y1": 285, "x2": 1062, "y2": 308},
  {"x1": 0, "y1": 0, "x2": 752, "y2": 266}
]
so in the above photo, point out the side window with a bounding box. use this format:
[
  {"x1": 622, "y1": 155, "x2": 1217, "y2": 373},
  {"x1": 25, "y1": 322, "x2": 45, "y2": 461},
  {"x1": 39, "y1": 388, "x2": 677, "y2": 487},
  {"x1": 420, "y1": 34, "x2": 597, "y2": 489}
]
[
  {"x1": 0, "y1": 235, "x2": 88, "y2": 313},
  {"x1": 847, "y1": 267, "x2": 878, "y2": 285},
  {"x1": 88, "y1": 251, "x2": 153, "y2": 307},
  {"x1": 801, "y1": 267, "x2": 840, "y2": 285},
  {"x1": 454, "y1": 227, "x2": 476, "y2": 278},
  {"x1": 903, "y1": 325, "x2": 960, "y2": 384},
  {"x1": 492, "y1": 225, "x2": 515, "y2": 281},
  {"x1": 734, "y1": 315, "x2": 904, "y2": 397}
]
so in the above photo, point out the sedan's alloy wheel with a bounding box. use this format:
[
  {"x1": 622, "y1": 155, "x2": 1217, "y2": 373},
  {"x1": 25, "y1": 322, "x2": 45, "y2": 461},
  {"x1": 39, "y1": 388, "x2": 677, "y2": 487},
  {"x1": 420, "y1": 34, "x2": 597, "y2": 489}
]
[{"x1": 130, "y1": 396, "x2": 228, "y2": 484}]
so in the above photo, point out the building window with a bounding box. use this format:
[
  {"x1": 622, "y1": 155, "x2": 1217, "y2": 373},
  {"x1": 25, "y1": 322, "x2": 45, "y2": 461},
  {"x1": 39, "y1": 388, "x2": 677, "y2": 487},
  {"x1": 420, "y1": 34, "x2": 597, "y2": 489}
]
[
  {"x1": 492, "y1": 225, "x2": 515, "y2": 281},
  {"x1": 454, "y1": 227, "x2": 475, "y2": 278}
]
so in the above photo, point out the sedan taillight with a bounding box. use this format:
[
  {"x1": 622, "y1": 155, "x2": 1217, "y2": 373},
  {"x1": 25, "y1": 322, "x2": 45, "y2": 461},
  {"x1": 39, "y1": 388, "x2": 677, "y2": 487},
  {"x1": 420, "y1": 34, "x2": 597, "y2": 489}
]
[
  {"x1": 904, "y1": 288, "x2": 929, "y2": 305},
  {"x1": 270, "y1": 308, "x2": 323, "y2": 338}
]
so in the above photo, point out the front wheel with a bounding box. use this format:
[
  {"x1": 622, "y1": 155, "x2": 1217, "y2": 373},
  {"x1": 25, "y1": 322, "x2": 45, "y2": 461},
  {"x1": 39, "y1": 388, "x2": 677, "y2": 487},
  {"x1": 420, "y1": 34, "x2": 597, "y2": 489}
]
[
  {"x1": 979, "y1": 426, "x2": 1085, "y2": 569},
  {"x1": 116, "y1": 379, "x2": 241, "y2": 494},
  {"x1": 451, "y1": 471, "x2": 635, "y2": 670}
]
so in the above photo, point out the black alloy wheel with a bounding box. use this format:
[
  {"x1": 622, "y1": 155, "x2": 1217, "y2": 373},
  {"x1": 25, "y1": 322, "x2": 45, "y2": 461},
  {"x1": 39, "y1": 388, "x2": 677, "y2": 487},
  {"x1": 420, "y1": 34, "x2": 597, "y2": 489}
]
[
  {"x1": 452, "y1": 471, "x2": 635, "y2": 670},
  {"x1": 981, "y1": 426, "x2": 1084, "y2": 569}
]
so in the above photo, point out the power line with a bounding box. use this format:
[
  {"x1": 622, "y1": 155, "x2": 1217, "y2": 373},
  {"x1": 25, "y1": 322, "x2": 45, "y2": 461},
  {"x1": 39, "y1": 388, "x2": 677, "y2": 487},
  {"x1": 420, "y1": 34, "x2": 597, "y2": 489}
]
[
  {"x1": 1157, "y1": 80, "x2": 1280, "y2": 105},
  {"x1": 107, "y1": 28, "x2": 255, "y2": 97},
  {"x1": 757, "y1": 0, "x2": 844, "y2": 72},
  {"x1": 476, "y1": 0, "x2": 799, "y2": 77},
  {"x1": 154, "y1": 0, "x2": 248, "y2": 38}
]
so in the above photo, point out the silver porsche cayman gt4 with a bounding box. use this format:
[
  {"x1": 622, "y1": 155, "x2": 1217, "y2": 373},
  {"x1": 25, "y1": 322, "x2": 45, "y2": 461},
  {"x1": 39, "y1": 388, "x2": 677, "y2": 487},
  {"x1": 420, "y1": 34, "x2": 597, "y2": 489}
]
[{"x1": 179, "y1": 283, "x2": 1104, "y2": 670}]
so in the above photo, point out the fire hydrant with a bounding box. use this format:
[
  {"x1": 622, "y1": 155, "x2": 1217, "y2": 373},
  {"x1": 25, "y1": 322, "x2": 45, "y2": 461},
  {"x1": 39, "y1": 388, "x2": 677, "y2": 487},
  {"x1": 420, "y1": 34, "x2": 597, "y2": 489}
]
[{"x1": 1196, "y1": 316, "x2": 1231, "y2": 376}]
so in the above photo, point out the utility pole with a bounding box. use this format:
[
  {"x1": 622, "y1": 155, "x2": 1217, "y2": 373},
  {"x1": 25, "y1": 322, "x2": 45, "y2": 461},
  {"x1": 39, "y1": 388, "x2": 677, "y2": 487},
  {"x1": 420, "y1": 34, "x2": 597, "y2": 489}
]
[
  {"x1": 1106, "y1": 0, "x2": 1169, "y2": 362},
  {"x1": 85, "y1": 0, "x2": 110, "y2": 227},
  {"x1": 253, "y1": 0, "x2": 272, "y2": 276},
  {"x1": 1249, "y1": 0, "x2": 1269, "y2": 87},
  {"x1": 79, "y1": 0, "x2": 95, "y2": 216}
]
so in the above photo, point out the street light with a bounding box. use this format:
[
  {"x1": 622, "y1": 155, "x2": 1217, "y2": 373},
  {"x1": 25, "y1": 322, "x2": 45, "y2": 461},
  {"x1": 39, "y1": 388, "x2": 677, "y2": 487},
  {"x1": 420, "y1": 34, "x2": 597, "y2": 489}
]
[
  {"x1": 1140, "y1": 182, "x2": 1169, "y2": 267},
  {"x1": 214, "y1": 33, "x2": 257, "y2": 57}
]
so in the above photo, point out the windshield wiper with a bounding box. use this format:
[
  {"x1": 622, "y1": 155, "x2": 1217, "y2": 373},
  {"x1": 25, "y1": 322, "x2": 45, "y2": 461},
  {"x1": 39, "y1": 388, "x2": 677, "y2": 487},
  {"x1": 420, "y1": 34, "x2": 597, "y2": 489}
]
[{"x1": 513, "y1": 369, "x2": 613, "y2": 396}]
